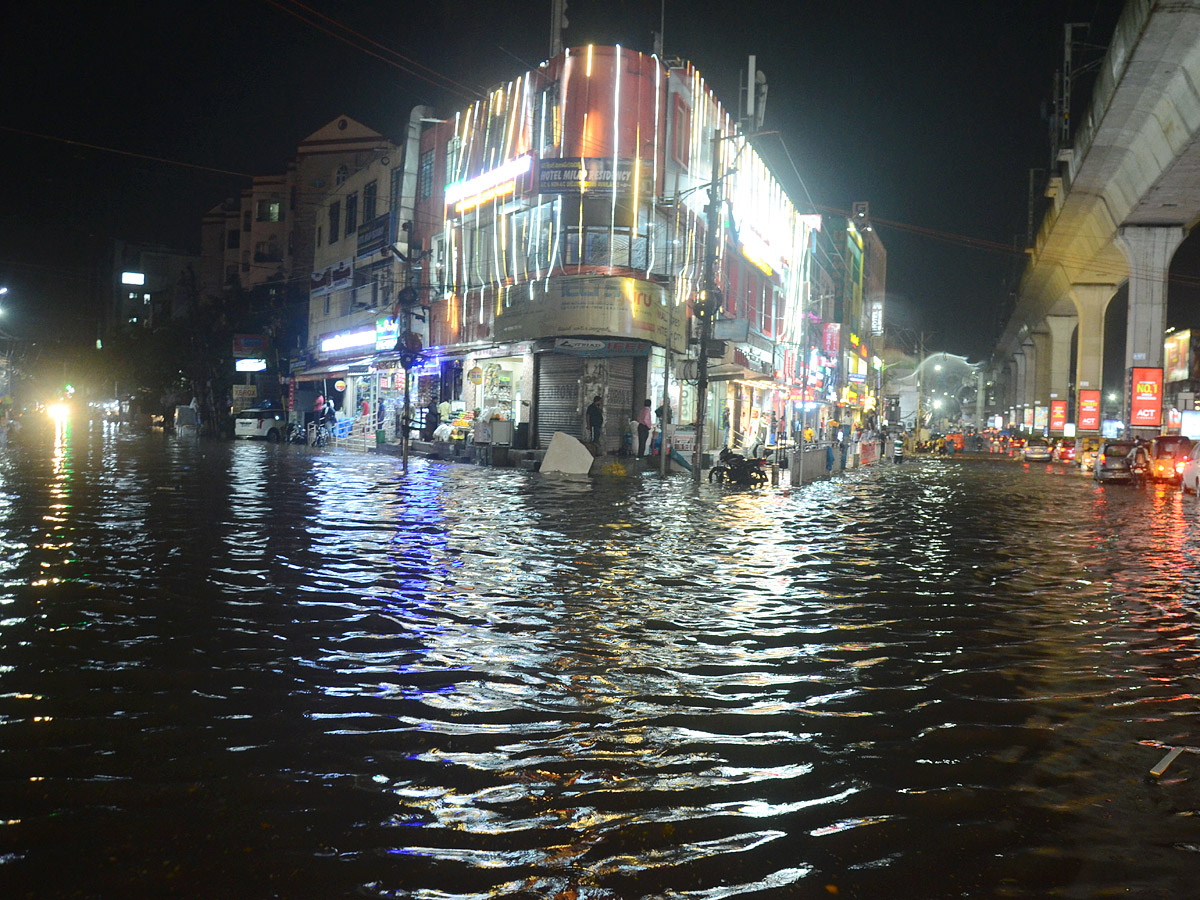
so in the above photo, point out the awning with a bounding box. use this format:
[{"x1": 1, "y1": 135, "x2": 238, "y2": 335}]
[{"x1": 290, "y1": 357, "x2": 372, "y2": 383}]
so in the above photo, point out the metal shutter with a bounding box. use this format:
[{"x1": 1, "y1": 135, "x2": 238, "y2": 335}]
[
  {"x1": 603, "y1": 357, "x2": 634, "y2": 449},
  {"x1": 536, "y1": 355, "x2": 584, "y2": 448}
]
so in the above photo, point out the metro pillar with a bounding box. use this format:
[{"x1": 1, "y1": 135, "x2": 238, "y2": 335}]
[{"x1": 1116, "y1": 226, "x2": 1185, "y2": 435}]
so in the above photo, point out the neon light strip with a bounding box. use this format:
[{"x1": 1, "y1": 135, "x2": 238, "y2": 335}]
[{"x1": 445, "y1": 154, "x2": 531, "y2": 206}]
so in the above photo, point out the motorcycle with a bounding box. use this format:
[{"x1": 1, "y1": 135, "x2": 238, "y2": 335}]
[{"x1": 708, "y1": 447, "x2": 769, "y2": 486}]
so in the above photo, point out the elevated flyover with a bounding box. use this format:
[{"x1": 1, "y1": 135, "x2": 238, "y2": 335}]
[{"x1": 992, "y1": 0, "x2": 1200, "y2": 435}]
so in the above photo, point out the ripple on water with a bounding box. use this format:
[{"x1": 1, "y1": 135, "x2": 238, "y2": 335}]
[{"x1": 1, "y1": 436, "x2": 1199, "y2": 898}]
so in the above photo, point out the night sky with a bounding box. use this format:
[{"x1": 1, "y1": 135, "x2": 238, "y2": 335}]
[{"x1": 1, "y1": 0, "x2": 1133, "y2": 360}]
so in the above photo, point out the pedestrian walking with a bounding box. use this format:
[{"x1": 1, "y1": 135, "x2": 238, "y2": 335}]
[
  {"x1": 636, "y1": 399, "x2": 653, "y2": 457},
  {"x1": 586, "y1": 396, "x2": 604, "y2": 445}
]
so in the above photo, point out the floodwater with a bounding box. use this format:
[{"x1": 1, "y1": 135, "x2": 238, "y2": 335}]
[{"x1": 3, "y1": 420, "x2": 1200, "y2": 900}]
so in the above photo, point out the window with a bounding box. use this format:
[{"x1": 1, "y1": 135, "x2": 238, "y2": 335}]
[
  {"x1": 671, "y1": 95, "x2": 691, "y2": 168},
  {"x1": 226, "y1": 229, "x2": 240, "y2": 250},
  {"x1": 418, "y1": 149, "x2": 434, "y2": 201},
  {"x1": 316, "y1": 226, "x2": 322, "y2": 248},
  {"x1": 323, "y1": 294, "x2": 330, "y2": 316},
  {"x1": 256, "y1": 199, "x2": 281, "y2": 222},
  {"x1": 328, "y1": 201, "x2": 340, "y2": 244},
  {"x1": 255, "y1": 240, "x2": 281, "y2": 263},
  {"x1": 362, "y1": 181, "x2": 377, "y2": 222},
  {"x1": 445, "y1": 137, "x2": 462, "y2": 185},
  {"x1": 345, "y1": 193, "x2": 358, "y2": 238},
  {"x1": 242, "y1": 209, "x2": 252, "y2": 232},
  {"x1": 335, "y1": 165, "x2": 349, "y2": 186}
]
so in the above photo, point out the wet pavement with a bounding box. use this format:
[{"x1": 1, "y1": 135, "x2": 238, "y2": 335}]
[{"x1": 2, "y1": 420, "x2": 1200, "y2": 899}]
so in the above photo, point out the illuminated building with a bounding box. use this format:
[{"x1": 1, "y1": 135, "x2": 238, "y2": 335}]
[{"x1": 389, "y1": 44, "x2": 836, "y2": 454}]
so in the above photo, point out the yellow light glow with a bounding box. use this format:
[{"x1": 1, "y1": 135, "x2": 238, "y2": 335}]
[
  {"x1": 587, "y1": 45, "x2": 593, "y2": 78},
  {"x1": 454, "y1": 180, "x2": 517, "y2": 214},
  {"x1": 47, "y1": 403, "x2": 69, "y2": 422}
]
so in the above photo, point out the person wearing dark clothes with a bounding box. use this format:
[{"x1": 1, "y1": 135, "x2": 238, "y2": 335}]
[{"x1": 586, "y1": 396, "x2": 604, "y2": 444}]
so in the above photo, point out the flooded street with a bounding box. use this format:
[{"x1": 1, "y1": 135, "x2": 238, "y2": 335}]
[{"x1": 3, "y1": 422, "x2": 1200, "y2": 899}]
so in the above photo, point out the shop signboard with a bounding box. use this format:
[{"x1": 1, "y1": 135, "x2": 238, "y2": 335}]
[
  {"x1": 494, "y1": 275, "x2": 685, "y2": 352},
  {"x1": 375, "y1": 316, "x2": 400, "y2": 351},
  {"x1": 1129, "y1": 366, "x2": 1163, "y2": 428},
  {"x1": 1050, "y1": 400, "x2": 1067, "y2": 431},
  {"x1": 823, "y1": 323, "x2": 840, "y2": 354},
  {"x1": 1078, "y1": 389, "x2": 1101, "y2": 431},
  {"x1": 356, "y1": 213, "x2": 390, "y2": 258},
  {"x1": 232, "y1": 385, "x2": 257, "y2": 403},
  {"x1": 553, "y1": 338, "x2": 652, "y2": 357},
  {"x1": 310, "y1": 259, "x2": 352, "y2": 296},
  {"x1": 233, "y1": 334, "x2": 268, "y2": 357},
  {"x1": 537, "y1": 157, "x2": 651, "y2": 195},
  {"x1": 1182, "y1": 409, "x2": 1200, "y2": 439},
  {"x1": 671, "y1": 430, "x2": 695, "y2": 453}
]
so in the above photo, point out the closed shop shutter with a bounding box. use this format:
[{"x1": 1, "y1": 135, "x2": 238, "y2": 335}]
[
  {"x1": 536, "y1": 354, "x2": 584, "y2": 448},
  {"x1": 604, "y1": 357, "x2": 634, "y2": 448}
]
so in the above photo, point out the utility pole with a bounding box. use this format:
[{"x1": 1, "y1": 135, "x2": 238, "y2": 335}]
[
  {"x1": 693, "y1": 129, "x2": 723, "y2": 482},
  {"x1": 915, "y1": 332, "x2": 926, "y2": 444}
]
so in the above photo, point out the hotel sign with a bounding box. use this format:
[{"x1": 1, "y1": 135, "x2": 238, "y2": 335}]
[{"x1": 538, "y1": 157, "x2": 651, "y2": 195}]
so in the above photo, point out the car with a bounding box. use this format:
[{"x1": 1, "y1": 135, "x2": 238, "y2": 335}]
[
  {"x1": 1093, "y1": 439, "x2": 1137, "y2": 482},
  {"x1": 1023, "y1": 438, "x2": 1052, "y2": 462},
  {"x1": 234, "y1": 404, "x2": 287, "y2": 441},
  {"x1": 1182, "y1": 443, "x2": 1200, "y2": 495},
  {"x1": 1054, "y1": 441, "x2": 1076, "y2": 463},
  {"x1": 1148, "y1": 435, "x2": 1193, "y2": 483}
]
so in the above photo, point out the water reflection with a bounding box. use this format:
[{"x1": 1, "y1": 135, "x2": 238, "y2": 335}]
[{"x1": 1, "y1": 433, "x2": 1199, "y2": 898}]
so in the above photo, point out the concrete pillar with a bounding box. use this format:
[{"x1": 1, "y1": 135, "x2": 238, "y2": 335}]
[
  {"x1": 1044, "y1": 315, "x2": 1076, "y2": 421},
  {"x1": 1117, "y1": 226, "x2": 1186, "y2": 432},
  {"x1": 975, "y1": 366, "x2": 987, "y2": 427},
  {"x1": 1068, "y1": 283, "x2": 1117, "y2": 427},
  {"x1": 1031, "y1": 329, "x2": 1051, "y2": 427},
  {"x1": 1013, "y1": 349, "x2": 1029, "y2": 427}
]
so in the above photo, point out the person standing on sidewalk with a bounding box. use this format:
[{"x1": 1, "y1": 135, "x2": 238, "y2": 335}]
[
  {"x1": 636, "y1": 399, "x2": 653, "y2": 457},
  {"x1": 586, "y1": 396, "x2": 604, "y2": 445}
]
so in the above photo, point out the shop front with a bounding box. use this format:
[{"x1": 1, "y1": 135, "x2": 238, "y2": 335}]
[{"x1": 534, "y1": 340, "x2": 646, "y2": 450}]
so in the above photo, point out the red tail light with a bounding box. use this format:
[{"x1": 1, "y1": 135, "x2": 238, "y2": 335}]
[
  {"x1": 1177, "y1": 460, "x2": 1187, "y2": 475},
  {"x1": 1098, "y1": 453, "x2": 1106, "y2": 466}
]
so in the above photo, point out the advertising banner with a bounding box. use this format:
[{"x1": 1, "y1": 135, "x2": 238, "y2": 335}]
[
  {"x1": 1129, "y1": 367, "x2": 1163, "y2": 428},
  {"x1": 493, "y1": 275, "x2": 685, "y2": 352},
  {"x1": 233, "y1": 334, "x2": 269, "y2": 357},
  {"x1": 823, "y1": 323, "x2": 841, "y2": 354},
  {"x1": 1078, "y1": 389, "x2": 1101, "y2": 431},
  {"x1": 1050, "y1": 400, "x2": 1067, "y2": 431},
  {"x1": 1034, "y1": 405, "x2": 1048, "y2": 430},
  {"x1": 356, "y1": 213, "x2": 390, "y2": 258},
  {"x1": 1023, "y1": 407, "x2": 1035, "y2": 429}
]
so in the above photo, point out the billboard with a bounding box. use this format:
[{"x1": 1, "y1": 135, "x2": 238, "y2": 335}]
[
  {"x1": 1164, "y1": 330, "x2": 1192, "y2": 383},
  {"x1": 1050, "y1": 400, "x2": 1067, "y2": 431},
  {"x1": 1078, "y1": 389, "x2": 1101, "y2": 431},
  {"x1": 1128, "y1": 367, "x2": 1163, "y2": 428},
  {"x1": 1034, "y1": 405, "x2": 1048, "y2": 430}
]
